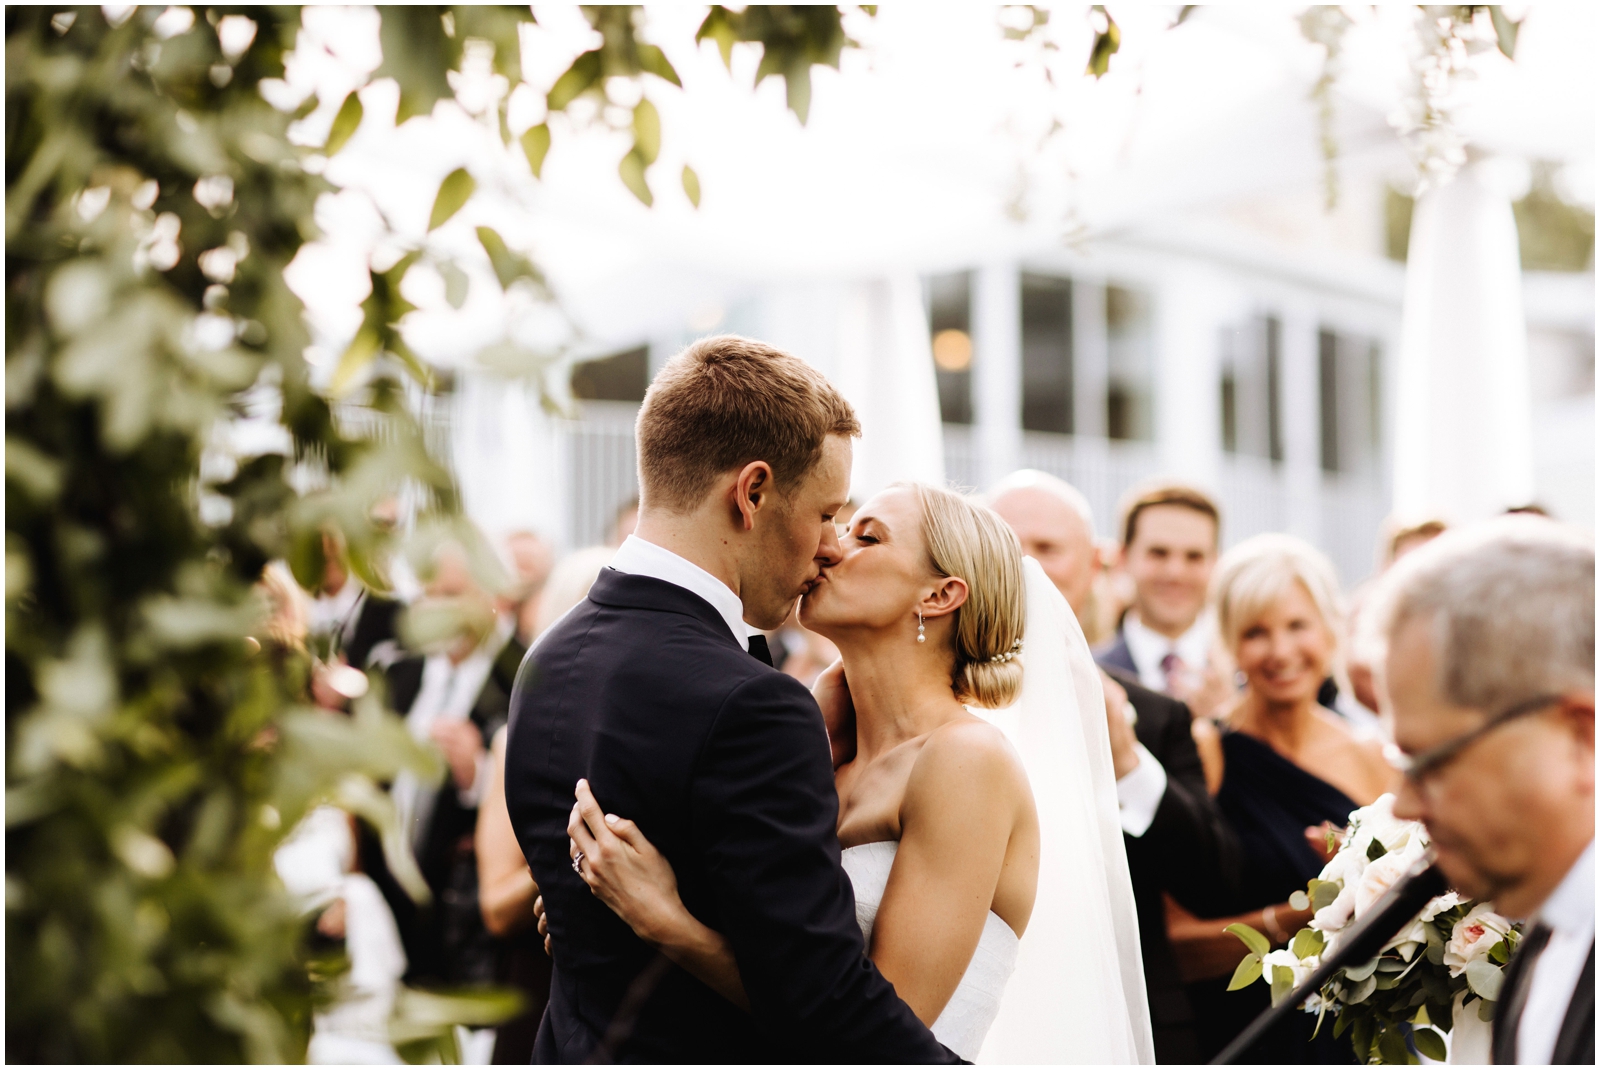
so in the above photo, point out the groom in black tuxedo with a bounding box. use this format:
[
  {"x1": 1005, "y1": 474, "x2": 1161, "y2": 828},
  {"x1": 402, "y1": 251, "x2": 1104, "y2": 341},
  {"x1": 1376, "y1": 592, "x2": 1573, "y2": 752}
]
[{"x1": 505, "y1": 336, "x2": 957, "y2": 1063}]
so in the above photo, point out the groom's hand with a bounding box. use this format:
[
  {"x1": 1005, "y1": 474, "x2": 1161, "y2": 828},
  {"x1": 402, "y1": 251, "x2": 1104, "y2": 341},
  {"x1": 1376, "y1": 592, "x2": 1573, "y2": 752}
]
[{"x1": 812, "y1": 659, "x2": 856, "y2": 768}]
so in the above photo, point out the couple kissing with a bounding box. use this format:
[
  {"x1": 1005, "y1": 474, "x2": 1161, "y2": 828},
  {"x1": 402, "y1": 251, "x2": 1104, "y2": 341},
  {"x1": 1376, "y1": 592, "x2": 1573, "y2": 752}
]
[{"x1": 505, "y1": 335, "x2": 1152, "y2": 1063}]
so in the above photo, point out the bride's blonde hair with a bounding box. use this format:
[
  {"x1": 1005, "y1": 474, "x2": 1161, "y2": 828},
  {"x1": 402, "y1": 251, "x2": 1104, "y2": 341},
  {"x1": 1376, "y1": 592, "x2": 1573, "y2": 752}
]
[{"x1": 904, "y1": 483, "x2": 1027, "y2": 708}]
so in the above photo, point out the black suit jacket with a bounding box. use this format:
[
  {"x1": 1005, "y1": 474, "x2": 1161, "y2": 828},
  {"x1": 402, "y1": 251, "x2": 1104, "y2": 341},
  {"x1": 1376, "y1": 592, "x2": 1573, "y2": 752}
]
[
  {"x1": 1102, "y1": 665, "x2": 1242, "y2": 1065},
  {"x1": 1492, "y1": 933, "x2": 1595, "y2": 1064},
  {"x1": 505, "y1": 570, "x2": 956, "y2": 1064}
]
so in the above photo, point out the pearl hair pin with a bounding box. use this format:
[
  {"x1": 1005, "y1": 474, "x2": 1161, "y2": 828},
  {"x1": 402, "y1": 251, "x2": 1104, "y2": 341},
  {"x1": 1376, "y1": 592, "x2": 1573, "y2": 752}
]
[{"x1": 988, "y1": 638, "x2": 1023, "y2": 664}]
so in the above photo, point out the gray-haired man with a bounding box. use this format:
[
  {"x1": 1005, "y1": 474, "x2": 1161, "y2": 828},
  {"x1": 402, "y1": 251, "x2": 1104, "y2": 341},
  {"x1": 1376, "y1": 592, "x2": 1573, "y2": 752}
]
[{"x1": 1374, "y1": 516, "x2": 1594, "y2": 1065}]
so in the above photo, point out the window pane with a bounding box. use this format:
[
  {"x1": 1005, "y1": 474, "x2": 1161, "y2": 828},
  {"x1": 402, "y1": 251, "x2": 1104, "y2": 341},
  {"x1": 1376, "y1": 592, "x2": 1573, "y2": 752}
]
[
  {"x1": 1021, "y1": 273, "x2": 1073, "y2": 434},
  {"x1": 926, "y1": 272, "x2": 973, "y2": 425},
  {"x1": 1107, "y1": 285, "x2": 1153, "y2": 441}
]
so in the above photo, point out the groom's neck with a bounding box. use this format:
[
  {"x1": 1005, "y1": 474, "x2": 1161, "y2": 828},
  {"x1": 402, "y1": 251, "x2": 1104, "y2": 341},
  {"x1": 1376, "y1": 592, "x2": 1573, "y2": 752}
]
[{"x1": 633, "y1": 508, "x2": 742, "y2": 596}]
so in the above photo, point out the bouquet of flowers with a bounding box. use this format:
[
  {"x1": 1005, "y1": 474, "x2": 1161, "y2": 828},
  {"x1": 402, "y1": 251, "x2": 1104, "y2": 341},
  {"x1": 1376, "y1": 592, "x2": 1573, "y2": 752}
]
[{"x1": 1228, "y1": 794, "x2": 1520, "y2": 1064}]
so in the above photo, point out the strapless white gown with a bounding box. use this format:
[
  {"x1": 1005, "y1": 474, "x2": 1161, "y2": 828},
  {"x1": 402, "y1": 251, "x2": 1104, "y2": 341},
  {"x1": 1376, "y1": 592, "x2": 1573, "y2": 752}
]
[{"x1": 841, "y1": 841, "x2": 1020, "y2": 1062}]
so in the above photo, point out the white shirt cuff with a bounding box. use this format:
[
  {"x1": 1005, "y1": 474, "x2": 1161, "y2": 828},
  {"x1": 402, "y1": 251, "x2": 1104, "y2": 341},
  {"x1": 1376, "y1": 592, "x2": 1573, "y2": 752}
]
[
  {"x1": 1117, "y1": 743, "x2": 1168, "y2": 837},
  {"x1": 456, "y1": 750, "x2": 491, "y2": 808}
]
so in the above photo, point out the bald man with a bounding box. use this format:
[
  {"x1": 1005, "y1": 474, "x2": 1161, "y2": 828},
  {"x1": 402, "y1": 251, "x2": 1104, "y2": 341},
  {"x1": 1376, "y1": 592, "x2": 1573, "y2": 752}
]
[{"x1": 990, "y1": 471, "x2": 1241, "y2": 1065}]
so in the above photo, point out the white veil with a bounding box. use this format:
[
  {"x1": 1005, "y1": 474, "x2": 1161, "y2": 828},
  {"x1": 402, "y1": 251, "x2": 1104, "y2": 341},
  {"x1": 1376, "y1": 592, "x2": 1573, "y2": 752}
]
[{"x1": 974, "y1": 557, "x2": 1155, "y2": 1064}]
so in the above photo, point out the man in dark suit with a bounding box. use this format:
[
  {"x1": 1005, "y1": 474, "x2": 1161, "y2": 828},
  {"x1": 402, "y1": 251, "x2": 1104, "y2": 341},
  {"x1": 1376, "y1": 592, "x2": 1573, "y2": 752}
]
[
  {"x1": 505, "y1": 337, "x2": 957, "y2": 1063},
  {"x1": 1375, "y1": 518, "x2": 1593, "y2": 1064},
  {"x1": 989, "y1": 471, "x2": 1240, "y2": 1064}
]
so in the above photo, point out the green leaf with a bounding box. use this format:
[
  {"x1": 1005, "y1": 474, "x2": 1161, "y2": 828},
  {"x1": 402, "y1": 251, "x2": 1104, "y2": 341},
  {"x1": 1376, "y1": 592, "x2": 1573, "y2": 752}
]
[
  {"x1": 438, "y1": 260, "x2": 468, "y2": 310},
  {"x1": 635, "y1": 42, "x2": 681, "y2": 86},
  {"x1": 1311, "y1": 879, "x2": 1341, "y2": 911},
  {"x1": 1346, "y1": 972, "x2": 1377, "y2": 1004},
  {"x1": 1412, "y1": 1026, "x2": 1447, "y2": 1062},
  {"x1": 1225, "y1": 921, "x2": 1271, "y2": 959},
  {"x1": 520, "y1": 122, "x2": 551, "y2": 178},
  {"x1": 329, "y1": 326, "x2": 381, "y2": 396},
  {"x1": 696, "y1": 6, "x2": 739, "y2": 67},
  {"x1": 1292, "y1": 927, "x2": 1326, "y2": 960},
  {"x1": 1465, "y1": 957, "x2": 1505, "y2": 1000},
  {"x1": 428, "y1": 167, "x2": 476, "y2": 231},
  {"x1": 1344, "y1": 955, "x2": 1381, "y2": 982},
  {"x1": 784, "y1": 59, "x2": 813, "y2": 124},
  {"x1": 376, "y1": 6, "x2": 456, "y2": 123},
  {"x1": 1489, "y1": 7, "x2": 1519, "y2": 60},
  {"x1": 324, "y1": 91, "x2": 363, "y2": 155},
  {"x1": 681, "y1": 164, "x2": 701, "y2": 208},
  {"x1": 618, "y1": 149, "x2": 653, "y2": 206},
  {"x1": 1375, "y1": 1025, "x2": 1411, "y2": 1065},
  {"x1": 1269, "y1": 963, "x2": 1296, "y2": 1005},
  {"x1": 1085, "y1": 6, "x2": 1121, "y2": 78},
  {"x1": 1227, "y1": 952, "x2": 1263, "y2": 991},
  {"x1": 632, "y1": 98, "x2": 661, "y2": 164},
  {"x1": 1368, "y1": 836, "x2": 1388, "y2": 861},
  {"x1": 547, "y1": 48, "x2": 601, "y2": 111},
  {"x1": 476, "y1": 226, "x2": 543, "y2": 291}
]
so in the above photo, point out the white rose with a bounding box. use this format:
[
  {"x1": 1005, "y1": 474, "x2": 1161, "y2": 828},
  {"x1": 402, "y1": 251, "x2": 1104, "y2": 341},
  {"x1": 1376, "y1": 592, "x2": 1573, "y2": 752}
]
[
  {"x1": 1314, "y1": 881, "x2": 1357, "y2": 934},
  {"x1": 1444, "y1": 904, "x2": 1513, "y2": 977},
  {"x1": 1353, "y1": 850, "x2": 1415, "y2": 919},
  {"x1": 1420, "y1": 891, "x2": 1465, "y2": 923},
  {"x1": 1262, "y1": 947, "x2": 1318, "y2": 992}
]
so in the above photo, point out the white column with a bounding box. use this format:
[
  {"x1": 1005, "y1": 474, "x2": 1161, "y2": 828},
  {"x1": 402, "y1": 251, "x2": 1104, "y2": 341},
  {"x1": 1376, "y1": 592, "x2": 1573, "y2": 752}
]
[
  {"x1": 1153, "y1": 264, "x2": 1223, "y2": 492},
  {"x1": 973, "y1": 263, "x2": 1022, "y2": 490},
  {"x1": 1394, "y1": 160, "x2": 1535, "y2": 522},
  {"x1": 1278, "y1": 301, "x2": 1323, "y2": 544},
  {"x1": 1072, "y1": 278, "x2": 1109, "y2": 440}
]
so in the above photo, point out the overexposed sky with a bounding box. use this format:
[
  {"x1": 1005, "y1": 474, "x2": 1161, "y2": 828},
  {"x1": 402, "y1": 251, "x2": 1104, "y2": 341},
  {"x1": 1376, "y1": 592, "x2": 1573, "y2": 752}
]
[{"x1": 277, "y1": 4, "x2": 1595, "y2": 372}]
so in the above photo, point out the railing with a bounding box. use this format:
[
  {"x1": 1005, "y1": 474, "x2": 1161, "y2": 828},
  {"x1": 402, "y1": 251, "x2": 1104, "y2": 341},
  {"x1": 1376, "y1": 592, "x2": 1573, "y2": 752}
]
[{"x1": 558, "y1": 402, "x2": 639, "y2": 548}]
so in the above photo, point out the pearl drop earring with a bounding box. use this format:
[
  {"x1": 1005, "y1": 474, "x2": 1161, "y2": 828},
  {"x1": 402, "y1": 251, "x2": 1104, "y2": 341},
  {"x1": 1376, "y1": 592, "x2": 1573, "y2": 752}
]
[{"x1": 916, "y1": 611, "x2": 925, "y2": 643}]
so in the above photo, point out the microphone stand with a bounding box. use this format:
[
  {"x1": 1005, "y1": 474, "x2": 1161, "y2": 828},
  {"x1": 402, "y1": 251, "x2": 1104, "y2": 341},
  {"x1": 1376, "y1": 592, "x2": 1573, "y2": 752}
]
[{"x1": 1211, "y1": 862, "x2": 1449, "y2": 1065}]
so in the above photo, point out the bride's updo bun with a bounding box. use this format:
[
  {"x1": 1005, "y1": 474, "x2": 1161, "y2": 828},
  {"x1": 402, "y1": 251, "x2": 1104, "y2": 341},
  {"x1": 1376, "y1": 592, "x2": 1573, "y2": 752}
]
[{"x1": 907, "y1": 484, "x2": 1027, "y2": 709}]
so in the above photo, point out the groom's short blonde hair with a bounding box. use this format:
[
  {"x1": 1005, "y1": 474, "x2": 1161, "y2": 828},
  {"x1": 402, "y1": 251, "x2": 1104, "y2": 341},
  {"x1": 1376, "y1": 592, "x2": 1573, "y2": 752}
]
[{"x1": 637, "y1": 335, "x2": 859, "y2": 513}]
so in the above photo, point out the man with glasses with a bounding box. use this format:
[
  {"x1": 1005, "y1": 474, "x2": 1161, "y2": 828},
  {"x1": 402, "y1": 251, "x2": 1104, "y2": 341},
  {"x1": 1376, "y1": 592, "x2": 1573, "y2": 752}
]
[{"x1": 1372, "y1": 516, "x2": 1593, "y2": 1065}]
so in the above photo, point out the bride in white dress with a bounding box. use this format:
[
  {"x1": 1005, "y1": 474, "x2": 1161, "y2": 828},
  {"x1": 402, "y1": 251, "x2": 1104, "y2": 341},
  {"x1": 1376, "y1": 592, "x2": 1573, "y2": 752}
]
[{"x1": 566, "y1": 483, "x2": 1153, "y2": 1063}]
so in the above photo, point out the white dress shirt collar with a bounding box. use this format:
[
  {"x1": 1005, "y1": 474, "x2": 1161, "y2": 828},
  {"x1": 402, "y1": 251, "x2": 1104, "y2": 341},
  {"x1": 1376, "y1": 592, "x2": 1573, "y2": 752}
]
[
  {"x1": 1536, "y1": 838, "x2": 1595, "y2": 935},
  {"x1": 1122, "y1": 610, "x2": 1213, "y2": 694},
  {"x1": 609, "y1": 535, "x2": 755, "y2": 646}
]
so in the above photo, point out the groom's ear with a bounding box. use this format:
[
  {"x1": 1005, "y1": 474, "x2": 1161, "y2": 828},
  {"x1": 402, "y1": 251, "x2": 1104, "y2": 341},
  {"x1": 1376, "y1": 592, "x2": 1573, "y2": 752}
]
[{"x1": 731, "y1": 461, "x2": 775, "y2": 532}]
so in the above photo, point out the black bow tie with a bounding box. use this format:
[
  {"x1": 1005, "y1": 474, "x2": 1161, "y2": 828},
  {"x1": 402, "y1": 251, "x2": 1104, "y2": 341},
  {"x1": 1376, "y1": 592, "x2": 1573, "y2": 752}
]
[{"x1": 747, "y1": 634, "x2": 773, "y2": 667}]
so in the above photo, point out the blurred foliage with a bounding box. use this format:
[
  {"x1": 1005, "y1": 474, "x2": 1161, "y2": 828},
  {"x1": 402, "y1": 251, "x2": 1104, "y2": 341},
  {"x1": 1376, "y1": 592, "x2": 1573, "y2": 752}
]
[
  {"x1": 1385, "y1": 166, "x2": 1595, "y2": 271},
  {"x1": 5, "y1": 4, "x2": 888, "y2": 1061}
]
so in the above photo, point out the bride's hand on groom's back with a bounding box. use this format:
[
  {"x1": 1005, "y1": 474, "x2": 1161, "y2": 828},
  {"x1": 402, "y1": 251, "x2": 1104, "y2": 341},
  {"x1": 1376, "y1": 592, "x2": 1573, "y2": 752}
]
[
  {"x1": 569, "y1": 779, "x2": 686, "y2": 946},
  {"x1": 812, "y1": 659, "x2": 857, "y2": 769}
]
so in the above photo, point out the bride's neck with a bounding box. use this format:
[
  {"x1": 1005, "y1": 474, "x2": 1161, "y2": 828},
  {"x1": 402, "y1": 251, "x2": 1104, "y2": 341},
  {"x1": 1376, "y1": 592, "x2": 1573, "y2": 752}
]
[{"x1": 835, "y1": 631, "x2": 967, "y2": 760}]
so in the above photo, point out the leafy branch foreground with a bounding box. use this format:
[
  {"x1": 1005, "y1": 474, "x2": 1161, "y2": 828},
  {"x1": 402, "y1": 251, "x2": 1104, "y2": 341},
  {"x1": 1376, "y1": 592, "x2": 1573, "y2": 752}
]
[{"x1": 4, "y1": 4, "x2": 869, "y2": 1062}]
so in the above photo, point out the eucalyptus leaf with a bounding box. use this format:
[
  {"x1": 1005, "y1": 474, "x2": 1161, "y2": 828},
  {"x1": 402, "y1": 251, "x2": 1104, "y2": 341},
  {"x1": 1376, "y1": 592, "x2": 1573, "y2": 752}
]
[
  {"x1": 1227, "y1": 953, "x2": 1262, "y2": 991},
  {"x1": 1465, "y1": 957, "x2": 1504, "y2": 1000},
  {"x1": 324, "y1": 91, "x2": 363, "y2": 155},
  {"x1": 618, "y1": 149, "x2": 653, "y2": 206},
  {"x1": 1225, "y1": 921, "x2": 1271, "y2": 959},
  {"x1": 682, "y1": 164, "x2": 702, "y2": 208},
  {"x1": 428, "y1": 167, "x2": 476, "y2": 231},
  {"x1": 1344, "y1": 956, "x2": 1381, "y2": 982},
  {"x1": 1412, "y1": 1026, "x2": 1447, "y2": 1062},
  {"x1": 520, "y1": 122, "x2": 551, "y2": 179},
  {"x1": 438, "y1": 260, "x2": 469, "y2": 310}
]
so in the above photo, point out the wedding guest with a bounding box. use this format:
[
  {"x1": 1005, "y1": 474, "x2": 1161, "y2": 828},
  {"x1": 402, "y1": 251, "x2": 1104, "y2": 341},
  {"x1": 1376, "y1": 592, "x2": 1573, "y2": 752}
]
[
  {"x1": 503, "y1": 529, "x2": 554, "y2": 647},
  {"x1": 1380, "y1": 516, "x2": 1447, "y2": 569},
  {"x1": 1170, "y1": 534, "x2": 1392, "y2": 1063},
  {"x1": 1372, "y1": 517, "x2": 1593, "y2": 1064},
  {"x1": 308, "y1": 527, "x2": 408, "y2": 674},
  {"x1": 387, "y1": 540, "x2": 525, "y2": 1007},
  {"x1": 1095, "y1": 483, "x2": 1234, "y2": 720},
  {"x1": 474, "y1": 545, "x2": 612, "y2": 1063},
  {"x1": 989, "y1": 470, "x2": 1240, "y2": 1064}
]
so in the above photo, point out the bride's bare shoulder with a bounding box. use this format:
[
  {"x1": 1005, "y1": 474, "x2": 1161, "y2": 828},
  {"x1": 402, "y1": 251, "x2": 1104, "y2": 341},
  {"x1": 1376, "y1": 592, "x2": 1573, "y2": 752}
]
[{"x1": 904, "y1": 717, "x2": 1029, "y2": 807}]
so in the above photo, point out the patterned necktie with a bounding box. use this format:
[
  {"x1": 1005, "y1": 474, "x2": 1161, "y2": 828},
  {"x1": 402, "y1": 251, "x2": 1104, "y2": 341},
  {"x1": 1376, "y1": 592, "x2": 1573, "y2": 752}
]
[
  {"x1": 1160, "y1": 651, "x2": 1183, "y2": 694},
  {"x1": 746, "y1": 634, "x2": 773, "y2": 667}
]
